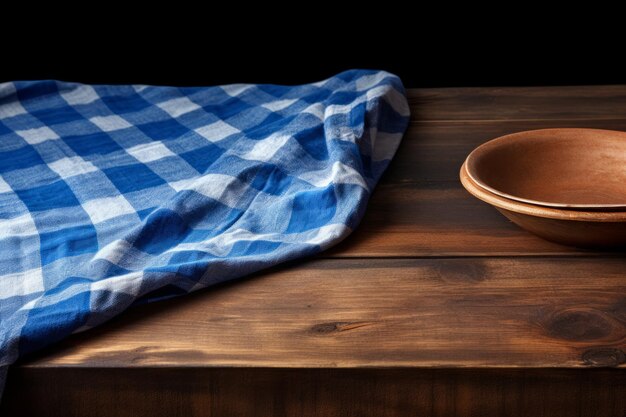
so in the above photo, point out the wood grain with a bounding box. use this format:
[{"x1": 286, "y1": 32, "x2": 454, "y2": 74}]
[
  {"x1": 408, "y1": 85, "x2": 626, "y2": 121},
  {"x1": 329, "y1": 183, "x2": 592, "y2": 257},
  {"x1": 3, "y1": 368, "x2": 625, "y2": 417},
  {"x1": 385, "y1": 119, "x2": 626, "y2": 184},
  {"x1": 18, "y1": 257, "x2": 626, "y2": 369}
]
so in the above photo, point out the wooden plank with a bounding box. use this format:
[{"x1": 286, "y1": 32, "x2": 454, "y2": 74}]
[
  {"x1": 329, "y1": 183, "x2": 589, "y2": 257},
  {"x1": 387, "y1": 119, "x2": 626, "y2": 184},
  {"x1": 3, "y1": 368, "x2": 625, "y2": 417},
  {"x1": 17, "y1": 257, "x2": 626, "y2": 369},
  {"x1": 408, "y1": 85, "x2": 626, "y2": 121},
  {"x1": 328, "y1": 119, "x2": 626, "y2": 257}
]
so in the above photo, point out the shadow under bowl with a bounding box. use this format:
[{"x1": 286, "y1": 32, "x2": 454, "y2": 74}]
[
  {"x1": 465, "y1": 128, "x2": 626, "y2": 210},
  {"x1": 460, "y1": 162, "x2": 626, "y2": 248}
]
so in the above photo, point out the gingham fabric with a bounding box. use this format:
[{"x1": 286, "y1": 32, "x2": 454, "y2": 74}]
[{"x1": 0, "y1": 70, "x2": 409, "y2": 391}]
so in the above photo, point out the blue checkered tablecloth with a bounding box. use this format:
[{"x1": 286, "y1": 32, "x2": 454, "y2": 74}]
[{"x1": 0, "y1": 70, "x2": 409, "y2": 392}]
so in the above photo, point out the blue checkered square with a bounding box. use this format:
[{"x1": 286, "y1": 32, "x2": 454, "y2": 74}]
[
  {"x1": 136, "y1": 119, "x2": 189, "y2": 141},
  {"x1": 0, "y1": 145, "x2": 45, "y2": 174},
  {"x1": 64, "y1": 132, "x2": 124, "y2": 156},
  {"x1": 39, "y1": 224, "x2": 98, "y2": 266},
  {"x1": 16, "y1": 180, "x2": 80, "y2": 211},
  {"x1": 103, "y1": 163, "x2": 166, "y2": 193}
]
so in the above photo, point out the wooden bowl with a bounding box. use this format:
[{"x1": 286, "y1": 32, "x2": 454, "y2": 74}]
[
  {"x1": 465, "y1": 128, "x2": 626, "y2": 210},
  {"x1": 460, "y1": 162, "x2": 626, "y2": 248}
]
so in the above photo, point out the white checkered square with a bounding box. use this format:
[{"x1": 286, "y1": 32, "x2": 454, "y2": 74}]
[
  {"x1": 157, "y1": 97, "x2": 201, "y2": 118},
  {"x1": 355, "y1": 72, "x2": 388, "y2": 91},
  {"x1": 81, "y1": 195, "x2": 137, "y2": 224},
  {"x1": 94, "y1": 239, "x2": 133, "y2": 265},
  {"x1": 0, "y1": 83, "x2": 27, "y2": 119},
  {"x1": 61, "y1": 85, "x2": 99, "y2": 105},
  {"x1": 0, "y1": 175, "x2": 12, "y2": 193},
  {"x1": 241, "y1": 133, "x2": 291, "y2": 162},
  {"x1": 16, "y1": 126, "x2": 59, "y2": 145},
  {"x1": 302, "y1": 103, "x2": 325, "y2": 120},
  {"x1": 48, "y1": 157, "x2": 99, "y2": 179},
  {"x1": 90, "y1": 271, "x2": 143, "y2": 297},
  {"x1": 195, "y1": 120, "x2": 240, "y2": 142},
  {"x1": 170, "y1": 174, "x2": 241, "y2": 207},
  {"x1": 126, "y1": 142, "x2": 176, "y2": 164},
  {"x1": 221, "y1": 84, "x2": 253, "y2": 97},
  {"x1": 0, "y1": 268, "x2": 44, "y2": 300},
  {"x1": 89, "y1": 115, "x2": 132, "y2": 132},
  {"x1": 261, "y1": 98, "x2": 297, "y2": 112},
  {"x1": 0, "y1": 213, "x2": 38, "y2": 238}
]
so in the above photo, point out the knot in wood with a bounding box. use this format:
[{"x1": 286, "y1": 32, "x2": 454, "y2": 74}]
[
  {"x1": 309, "y1": 321, "x2": 372, "y2": 335},
  {"x1": 582, "y1": 348, "x2": 626, "y2": 367},
  {"x1": 546, "y1": 309, "x2": 616, "y2": 341}
]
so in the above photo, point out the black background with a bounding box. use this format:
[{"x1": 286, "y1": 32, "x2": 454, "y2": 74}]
[{"x1": 1, "y1": 15, "x2": 624, "y2": 88}]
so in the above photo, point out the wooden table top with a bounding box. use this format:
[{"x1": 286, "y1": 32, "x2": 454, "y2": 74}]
[{"x1": 4, "y1": 85, "x2": 626, "y2": 417}]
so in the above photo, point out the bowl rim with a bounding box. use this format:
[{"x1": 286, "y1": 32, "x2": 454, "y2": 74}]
[
  {"x1": 465, "y1": 128, "x2": 626, "y2": 210},
  {"x1": 460, "y1": 162, "x2": 626, "y2": 222}
]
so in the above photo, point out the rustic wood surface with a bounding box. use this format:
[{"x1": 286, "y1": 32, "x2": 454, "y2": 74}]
[{"x1": 3, "y1": 86, "x2": 626, "y2": 416}]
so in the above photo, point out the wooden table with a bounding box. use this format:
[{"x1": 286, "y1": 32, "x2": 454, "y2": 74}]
[{"x1": 3, "y1": 86, "x2": 626, "y2": 417}]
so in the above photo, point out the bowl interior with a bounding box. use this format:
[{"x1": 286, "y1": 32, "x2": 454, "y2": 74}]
[
  {"x1": 466, "y1": 128, "x2": 626, "y2": 209},
  {"x1": 460, "y1": 162, "x2": 626, "y2": 222}
]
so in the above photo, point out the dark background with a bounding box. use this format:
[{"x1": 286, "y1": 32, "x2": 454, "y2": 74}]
[{"x1": 2, "y1": 17, "x2": 624, "y2": 88}]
